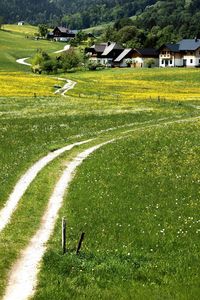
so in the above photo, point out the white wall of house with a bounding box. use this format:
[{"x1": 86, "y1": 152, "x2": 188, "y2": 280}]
[
  {"x1": 159, "y1": 48, "x2": 200, "y2": 67},
  {"x1": 89, "y1": 57, "x2": 113, "y2": 66}
]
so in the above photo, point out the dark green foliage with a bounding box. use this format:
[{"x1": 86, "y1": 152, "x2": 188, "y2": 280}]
[
  {"x1": 1, "y1": 0, "x2": 200, "y2": 46},
  {"x1": 31, "y1": 49, "x2": 58, "y2": 74},
  {"x1": 0, "y1": 16, "x2": 4, "y2": 29},
  {"x1": 38, "y1": 24, "x2": 48, "y2": 37},
  {"x1": 60, "y1": 49, "x2": 81, "y2": 71}
]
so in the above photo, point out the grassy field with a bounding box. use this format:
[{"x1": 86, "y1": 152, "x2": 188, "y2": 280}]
[
  {"x1": 3, "y1": 24, "x2": 39, "y2": 36},
  {"x1": 0, "y1": 72, "x2": 64, "y2": 97},
  {"x1": 34, "y1": 119, "x2": 200, "y2": 299},
  {"x1": 0, "y1": 28, "x2": 62, "y2": 71},
  {"x1": 66, "y1": 67, "x2": 200, "y2": 102},
  {"x1": 0, "y1": 28, "x2": 200, "y2": 299}
]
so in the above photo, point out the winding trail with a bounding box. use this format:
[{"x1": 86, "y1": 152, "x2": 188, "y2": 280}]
[
  {"x1": 0, "y1": 139, "x2": 92, "y2": 233},
  {"x1": 16, "y1": 58, "x2": 31, "y2": 66},
  {"x1": 3, "y1": 114, "x2": 200, "y2": 300},
  {"x1": 54, "y1": 78, "x2": 77, "y2": 96},
  {"x1": 16, "y1": 44, "x2": 76, "y2": 96},
  {"x1": 54, "y1": 45, "x2": 70, "y2": 54},
  {"x1": 3, "y1": 139, "x2": 114, "y2": 300}
]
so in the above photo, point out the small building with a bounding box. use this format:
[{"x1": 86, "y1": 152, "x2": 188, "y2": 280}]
[
  {"x1": 18, "y1": 21, "x2": 25, "y2": 26},
  {"x1": 52, "y1": 27, "x2": 76, "y2": 41},
  {"x1": 159, "y1": 39, "x2": 200, "y2": 67},
  {"x1": 130, "y1": 48, "x2": 159, "y2": 68},
  {"x1": 85, "y1": 42, "x2": 124, "y2": 66},
  {"x1": 114, "y1": 48, "x2": 158, "y2": 68},
  {"x1": 114, "y1": 48, "x2": 133, "y2": 67}
]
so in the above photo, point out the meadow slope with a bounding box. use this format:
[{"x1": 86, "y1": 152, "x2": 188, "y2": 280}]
[{"x1": 0, "y1": 27, "x2": 200, "y2": 299}]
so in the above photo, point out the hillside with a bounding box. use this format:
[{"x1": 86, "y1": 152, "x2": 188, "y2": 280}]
[{"x1": 1, "y1": 1, "x2": 156, "y2": 26}]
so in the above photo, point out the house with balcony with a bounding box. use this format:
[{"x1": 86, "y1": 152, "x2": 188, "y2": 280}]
[{"x1": 159, "y1": 39, "x2": 200, "y2": 67}]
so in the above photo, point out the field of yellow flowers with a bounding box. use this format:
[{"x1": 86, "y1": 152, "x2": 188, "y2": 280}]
[
  {"x1": 0, "y1": 72, "x2": 63, "y2": 97},
  {"x1": 67, "y1": 67, "x2": 200, "y2": 102}
]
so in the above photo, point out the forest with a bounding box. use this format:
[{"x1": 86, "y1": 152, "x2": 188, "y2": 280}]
[{"x1": 1, "y1": 0, "x2": 200, "y2": 47}]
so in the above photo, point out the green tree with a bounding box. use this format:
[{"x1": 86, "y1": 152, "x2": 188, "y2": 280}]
[
  {"x1": 60, "y1": 49, "x2": 81, "y2": 71},
  {"x1": 0, "y1": 16, "x2": 4, "y2": 30},
  {"x1": 38, "y1": 24, "x2": 48, "y2": 37}
]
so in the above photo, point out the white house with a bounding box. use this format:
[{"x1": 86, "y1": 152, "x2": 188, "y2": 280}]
[{"x1": 159, "y1": 39, "x2": 200, "y2": 67}]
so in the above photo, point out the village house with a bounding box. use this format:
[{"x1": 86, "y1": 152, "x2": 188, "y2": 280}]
[
  {"x1": 51, "y1": 27, "x2": 76, "y2": 41},
  {"x1": 18, "y1": 21, "x2": 25, "y2": 26},
  {"x1": 85, "y1": 42, "x2": 124, "y2": 67},
  {"x1": 85, "y1": 43, "x2": 159, "y2": 68},
  {"x1": 159, "y1": 39, "x2": 200, "y2": 67},
  {"x1": 114, "y1": 48, "x2": 159, "y2": 67}
]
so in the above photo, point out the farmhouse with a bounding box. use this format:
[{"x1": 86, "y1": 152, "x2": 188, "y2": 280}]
[
  {"x1": 159, "y1": 39, "x2": 200, "y2": 67},
  {"x1": 114, "y1": 48, "x2": 159, "y2": 68},
  {"x1": 130, "y1": 48, "x2": 159, "y2": 67},
  {"x1": 18, "y1": 21, "x2": 25, "y2": 26},
  {"x1": 52, "y1": 27, "x2": 76, "y2": 41},
  {"x1": 86, "y1": 43, "x2": 159, "y2": 68},
  {"x1": 85, "y1": 42, "x2": 124, "y2": 67},
  {"x1": 114, "y1": 48, "x2": 133, "y2": 67}
]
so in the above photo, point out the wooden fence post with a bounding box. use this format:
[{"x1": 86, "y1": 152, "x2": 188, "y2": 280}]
[
  {"x1": 62, "y1": 217, "x2": 66, "y2": 254},
  {"x1": 76, "y1": 232, "x2": 85, "y2": 255}
]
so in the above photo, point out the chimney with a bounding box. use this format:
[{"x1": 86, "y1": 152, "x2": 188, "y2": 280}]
[
  {"x1": 195, "y1": 37, "x2": 198, "y2": 42},
  {"x1": 107, "y1": 41, "x2": 111, "y2": 46}
]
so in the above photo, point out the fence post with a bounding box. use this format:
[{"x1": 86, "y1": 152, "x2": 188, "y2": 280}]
[
  {"x1": 62, "y1": 217, "x2": 66, "y2": 254},
  {"x1": 76, "y1": 232, "x2": 85, "y2": 255}
]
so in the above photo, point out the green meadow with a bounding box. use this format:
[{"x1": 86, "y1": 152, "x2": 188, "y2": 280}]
[
  {"x1": 0, "y1": 26, "x2": 61, "y2": 71},
  {"x1": 0, "y1": 26, "x2": 200, "y2": 299}
]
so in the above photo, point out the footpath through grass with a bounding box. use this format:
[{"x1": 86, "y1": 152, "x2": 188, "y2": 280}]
[
  {"x1": 34, "y1": 119, "x2": 200, "y2": 300},
  {"x1": 0, "y1": 28, "x2": 61, "y2": 72},
  {"x1": 1, "y1": 60, "x2": 200, "y2": 298}
]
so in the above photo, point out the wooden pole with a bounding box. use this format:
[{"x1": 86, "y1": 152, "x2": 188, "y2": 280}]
[
  {"x1": 76, "y1": 232, "x2": 85, "y2": 255},
  {"x1": 62, "y1": 217, "x2": 66, "y2": 254}
]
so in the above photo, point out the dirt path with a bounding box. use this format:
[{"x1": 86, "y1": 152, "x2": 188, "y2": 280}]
[
  {"x1": 0, "y1": 140, "x2": 92, "y2": 233},
  {"x1": 54, "y1": 78, "x2": 77, "y2": 96},
  {"x1": 16, "y1": 58, "x2": 31, "y2": 66},
  {"x1": 3, "y1": 114, "x2": 200, "y2": 300},
  {"x1": 54, "y1": 45, "x2": 70, "y2": 54},
  {"x1": 2, "y1": 140, "x2": 114, "y2": 300}
]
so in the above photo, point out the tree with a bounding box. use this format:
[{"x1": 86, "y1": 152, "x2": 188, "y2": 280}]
[
  {"x1": 38, "y1": 24, "x2": 48, "y2": 37},
  {"x1": 60, "y1": 49, "x2": 81, "y2": 71},
  {"x1": 0, "y1": 16, "x2": 4, "y2": 30},
  {"x1": 32, "y1": 49, "x2": 57, "y2": 74}
]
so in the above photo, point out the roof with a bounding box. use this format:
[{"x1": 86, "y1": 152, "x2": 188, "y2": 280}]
[
  {"x1": 179, "y1": 39, "x2": 200, "y2": 50},
  {"x1": 134, "y1": 48, "x2": 159, "y2": 57},
  {"x1": 164, "y1": 43, "x2": 180, "y2": 52},
  {"x1": 102, "y1": 42, "x2": 124, "y2": 56},
  {"x1": 161, "y1": 39, "x2": 200, "y2": 52},
  {"x1": 114, "y1": 48, "x2": 132, "y2": 62},
  {"x1": 90, "y1": 43, "x2": 107, "y2": 53},
  {"x1": 56, "y1": 27, "x2": 70, "y2": 33}
]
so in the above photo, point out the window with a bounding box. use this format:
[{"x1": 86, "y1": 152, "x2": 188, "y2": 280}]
[
  {"x1": 170, "y1": 60, "x2": 172, "y2": 65},
  {"x1": 162, "y1": 60, "x2": 164, "y2": 64},
  {"x1": 199, "y1": 59, "x2": 200, "y2": 64},
  {"x1": 190, "y1": 59, "x2": 193, "y2": 63}
]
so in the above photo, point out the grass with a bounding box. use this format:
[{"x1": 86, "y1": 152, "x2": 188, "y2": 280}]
[
  {"x1": 0, "y1": 72, "x2": 64, "y2": 97},
  {"x1": 3, "y1": 24, "x2": 39, "y2": 36},
  {"x1": 0, "y1": 95, "x2": 199, "y2": 299},
  {"x1": 0, "y1": 31, "x2": 200, "y2": 298},
  {"x1": 66, "y1": 67, "x2": 200, "y2": 102},
  {"x1": 34, "y1": 119, "x2": 200, "y2": 299},
  {"x1": 0, "y1": 28, "x2": 62, "y2": 71}
]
